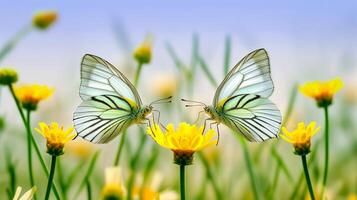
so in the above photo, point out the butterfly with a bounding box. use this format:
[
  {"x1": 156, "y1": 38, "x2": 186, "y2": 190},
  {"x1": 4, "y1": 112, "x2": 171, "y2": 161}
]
[
  {"x1": 183, "y1": 48, "x2": 282, "y2": 142},
  {"x1": 73, "y1": 54, "x2": 170, "y2": 143}
]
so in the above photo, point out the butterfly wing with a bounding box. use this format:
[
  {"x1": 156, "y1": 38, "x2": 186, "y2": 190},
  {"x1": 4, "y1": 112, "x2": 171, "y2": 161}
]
[
  {"x1": 80, "y1": 54, "x2": 142, "y2": 105},
  {"x1": 74, "y1": 54, "x2": 142, "y2": 143},
  {"x1": 213, "y1": 49, "x2": 273, "y2": 106},
  {"x1": 74, "y1": 95, "x2": 134, "y2": 143},
  {"x1": 220, "y1": 94, "x2": 281, "y2": 142}
]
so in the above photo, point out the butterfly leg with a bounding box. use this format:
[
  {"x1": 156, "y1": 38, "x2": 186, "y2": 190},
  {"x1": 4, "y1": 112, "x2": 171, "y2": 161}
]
[
  {"x1": 194, "y1": 111, "x2": 205, "y2": 124},
  {"x1": 215, "y1": 123, "x2": 220, "y2": 145},
  {"x1": 202, "y1": 118, "x2": 212, "y2": 135},
  {"x1": 144, "y1": 118, "x2": 156, "y2": 137},
  {"x1": 152, "y1": 109, "x2": 161, "y2": 125}
]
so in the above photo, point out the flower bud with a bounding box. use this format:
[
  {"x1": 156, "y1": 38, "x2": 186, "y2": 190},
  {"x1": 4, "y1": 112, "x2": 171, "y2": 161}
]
[
  {"x1": 0, "y1": 68, "x2": 18, "y2": 85},
  {"x1": 32, "y1": 11, "x2": 58, "y2": 30}
]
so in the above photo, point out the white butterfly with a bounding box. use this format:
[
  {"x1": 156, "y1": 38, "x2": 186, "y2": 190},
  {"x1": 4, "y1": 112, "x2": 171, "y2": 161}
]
[
  {"x1": 73, "y1": 54, "x2": 165, "y2": 143},
  {"x1": 186, "y1": 49, "x2": 282, "y2": 142}
]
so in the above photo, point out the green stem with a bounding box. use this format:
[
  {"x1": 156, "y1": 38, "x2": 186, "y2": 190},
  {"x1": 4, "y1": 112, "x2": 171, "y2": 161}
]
[
  {"x1": 8, "y1": 84, "x2": 61, "y2": 200},
  {"x1": 198, "y1": 153, "x2": 222, "y2": 199},
  {"x1": 25, "y1": 110, "x2": 36, "y2": 196},
  {"x1": 45, "y1": 155, "x2": 57, "y2": 200},
  {"x1": 289, "y1": 140, "x2": 320, "y2": 199},
  {"x1": 0, "y1": 25, "x2": 33, "y2": 63},
  {"x1": 197, "y1": 56, "x2": 218, "y2": 87},
  {"x1": 113, "y1": 131, "x2": 127, "y2": 166},
  {"x1": 5, "y1": 150, "x2": 16, "y2": 197},
  {"x1": 223, "y1": 35, "x2": 231, "y2": 75},
  {"x1": 238, "y1": 137, "x2": 260, "y2": 200},
  {"x1": 180, "y1": 165, "x2": 186, "y2": 200},
  {"x1": 74, "y1": 151, "x2": 100, "y2": 199},
  {"x1": 301, "y1": 155, "x2": 315, "y2": 200},
  {"x1": 86, "y1": 179, "x2": 92, "y2": 200},
  {"x1": 321, "y1": 106, "x2": 329, "y2": 199},
  {"x1": 127, "y1": 132, "x2": 147, "y2": 200},
  {"x1": 268, "y1": 164, "x2": 280, "y2": 200},
  {"x1": 134, "y1": 62, "x2": 143, "y2": 86}
]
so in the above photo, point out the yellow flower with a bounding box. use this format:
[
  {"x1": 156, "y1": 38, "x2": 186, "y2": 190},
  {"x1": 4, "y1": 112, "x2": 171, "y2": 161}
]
[
  {"x1": 0, "y1": 68, "x2": 18, "y2": 85},
  {"x1": 35, "y1": 122, "x2": 76, "y2": 156},
  {"x1": 147, "y1": 122, "x2": 217, "y2": 165},
  {"x1": 32, "y1": 11, "x2": 58, "y2": 30},
  {"x1": 101, "y1": 167, "x2": 125, "y2": 200},
  {"x1": 132, "y1": 187, "x2": 159, "y2": 200},
  {"x1": 13, "y1": 186, "x2": 36, "y2": 200},
  {"x1": 66, "y1": 139, "x2": 95, "y2": 159},
  {"x1": 280, "y1": 122, "x2": 320, "y2": 155},
  {"x1": 299, "y1": 78, "x2": 343, "y2": 107},
  {"x1": 133, "y1": 36, "x2": 153, "y2": 64},
  {"x1": 14, "y1": 84, "x2": 54, "y2": 110},
  {"x1": 132, "y1": 172, "x2": 179, "y2": 200},
  {"x1": 152, "y1": 73, "x2": 178, "y2": 98},
  {"x1": 347, "y1": 194, "x2": 357, "y2": 200}
]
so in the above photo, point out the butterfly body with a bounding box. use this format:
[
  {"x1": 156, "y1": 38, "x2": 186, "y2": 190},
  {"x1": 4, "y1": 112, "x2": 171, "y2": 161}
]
[
  {"x1": 198, "y1": 49, "x2": 282, "y2": 142},
  {"x1": 133, "y1": 105, "x2": 153, "y2": 123},
  {"x1": 204, "y1": 105, "x2": 223, "y2": 123}
]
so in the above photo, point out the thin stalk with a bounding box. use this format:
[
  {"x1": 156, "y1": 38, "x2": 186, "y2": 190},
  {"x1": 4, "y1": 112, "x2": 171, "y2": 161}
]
[
  {"x1": 289, "y1": 140, "x2": 320, "y2": 199},
  {"x1": 66, "y1": 159, "x2": 86, "y2": 192},
  {"x1": 180, "y1": 165, "x2": 186, "y2": 200},
  {"x1": 134, "y1": 62, "x2": 143, "y2": 86},
  {"x1": 57, "y1": 158, "x2": 67, "y2": 200},
  {"x1": 198, "y1": 152, "x2": 222, "y2": 199},
  {"x1": 5, "y1": 150, "x2": 16, "y2": 197},
  {"x1": 0, "y1": 25, "x2": 33, "y2": 63},
  {"x1": 271, "y1": 146, "x2": 293, "y2": 183},
  {"x1": 320, "y1": 106, "x2": 329, "y2": 199},
  {"x1": 301, "y1": 155, "x2": 315, "y2": 200},
  {"x1": 45, "y1": 156, "x2": 57, "y2": 200},
  {"x1": 8, "y1": 84, "x2": 60, "y2": 199},
  {"x1": 25, "y1": 110, "x2": 35, "y2": 189},
  {"x1": 74, "y1": 151, "x2": 100, "y2": 199},
  {"x1": 223, "y1": 35, "x2": 231, "y2": 75},
  {"x1": 86, "y1": 179, "x2": 92, "y2": 200},
  {"x1": 268, "y1": 164, "x2": 280, "y2": 200},
  {"x1": 238, "y1": 136, "x2": 260, "y2": 200},
  {"x1": 113, "y1": 131, "x2": 127, "y2": 166},
  {"x1": 127, "y1": 132, "x2": 147, "y2": 200},
  {"x1": 113, "y1": 59, "x2": 143, "y2": 166},
  {"x1": 197, "y1": 56, "x2": 218, "y2": 87}
]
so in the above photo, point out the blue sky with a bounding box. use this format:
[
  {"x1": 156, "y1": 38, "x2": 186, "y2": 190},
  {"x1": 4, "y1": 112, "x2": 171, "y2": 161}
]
[{"x1": 0, "y1": 1, "x2": 356, "y2": 120}]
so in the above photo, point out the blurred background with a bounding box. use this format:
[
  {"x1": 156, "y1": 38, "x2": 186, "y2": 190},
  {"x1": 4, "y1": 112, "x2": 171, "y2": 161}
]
[{"x1": 1, "y1": 1, "x2": 357, "y2": 199}]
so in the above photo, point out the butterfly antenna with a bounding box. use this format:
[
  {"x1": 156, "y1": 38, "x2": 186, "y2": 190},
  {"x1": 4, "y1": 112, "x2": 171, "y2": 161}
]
[
  {"x1": 181, "y1": 98, "x2": 206, "y2": 107},
  {"x1": 150, "y1": 96, "x2": 173, "y2": 106}
]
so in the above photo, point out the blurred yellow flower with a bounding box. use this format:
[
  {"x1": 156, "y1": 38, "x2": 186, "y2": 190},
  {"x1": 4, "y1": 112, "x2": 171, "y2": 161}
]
[
  {"x1": 147, "y1": 122, "x2": 217, "y2": 165},
  {"x1": 280, "y1": 122, "x2": 320, "y2": 155},
  {"x1": 152, "y1": 73, "x2": 178, "y2": 98},
  {"x1": 0, "y1": 68, "x2": 18, "y2": 85},
  {"x1": 347, "y1": 194, "x2": 357, "y2": 200},
  {"x1": 13, "y1": 186, "x2": 36, "y2": 200},
  {"x1": 133, "y1": 36, "x2": 152, "y2": 64},
  {"x1": 35, "y1": 122, "x2": 76, "y2": 156},
  {"x1": 299, "y1": 78, "x2": 343, "y2": 107},
  {"x1": 101, "y1": 167, "x2": 125, "y2": 200},
  {"x1": 66, "y1": 139, "x2": 95, "y2": 159},
  {"x1": 133, "y1": 172, "x2": 179, "y2": 200},
  {"x1": 32, "y1": 11, "x2": 58, "y2": 30},
  {"x1": 14, "y1": 84, "x2": 54, "y2": 110},
  {"x1": 132, "y1": 187, "x2": 159, "y2": 200},
  {"x1": 343, "y1": 83, "x2": 357, "y2": 105}
]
